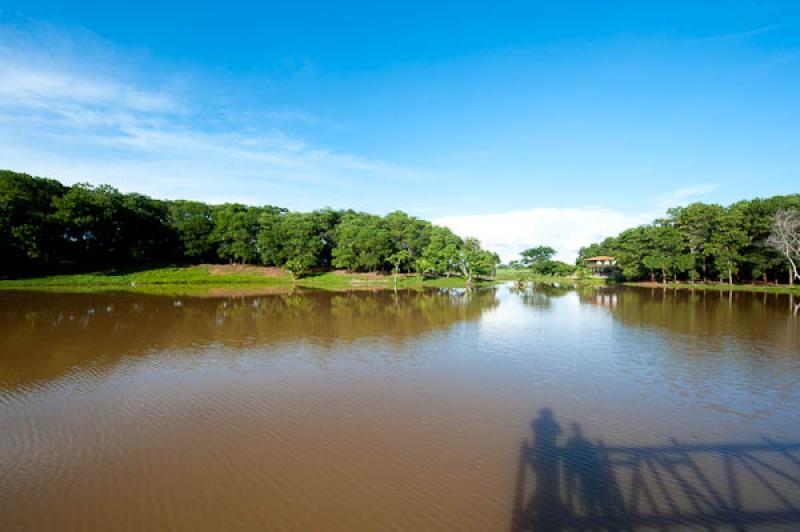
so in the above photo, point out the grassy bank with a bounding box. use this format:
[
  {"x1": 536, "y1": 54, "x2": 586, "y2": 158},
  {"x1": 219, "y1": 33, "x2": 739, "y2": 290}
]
[
  {"x1": 525, "y1": 274, "x2": 608, "y2": 286},
  {"x1": 495, "y1": 268, "x2": 608, "y2": 286},
  {"x1": 625, "y1": 281, "x2": 800, "y2": 295},
  {"x1": 7, "y1": 265, "x2": 796, "y2": 295},
  {"x1": 0, "y1": 265, "x2": 499, "y2": 292},
  {"x1": 0, "y1": 265, "x2": 288, "y2": 287}
]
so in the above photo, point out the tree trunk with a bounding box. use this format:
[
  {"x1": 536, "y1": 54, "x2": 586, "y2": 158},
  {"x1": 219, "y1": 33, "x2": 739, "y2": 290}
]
[
  {"x1": 790, "y1": 258, "x2": 800, "y2": 284},
  {"x1": 728, "y1": 270, "x2": 733, "y2": 286}
]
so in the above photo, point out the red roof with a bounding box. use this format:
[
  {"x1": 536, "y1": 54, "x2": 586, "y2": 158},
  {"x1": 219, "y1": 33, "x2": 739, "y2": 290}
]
[{"x1": 585, "y1": 256, "x2": 614, "y2": 261}]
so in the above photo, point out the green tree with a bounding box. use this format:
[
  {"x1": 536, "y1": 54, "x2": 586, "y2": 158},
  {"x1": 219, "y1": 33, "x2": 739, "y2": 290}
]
[
  {"x1": 212, "y1": 204, "x2": 260, "y2": 264},
  {"x1": 0, "y1": 170, "x2": 66, "y2": 274},
  {"x1": 419, "y1": 226, "x2": 462, "y2": 276},
  {"x1": 643, "y1": 220, "x2": 693, "y2": 283},
  {"x1": 520, "y1": 246, "x2": 556, "y2": 273},
  {"x1": 669, "y1": 203, "x2": 723, "y2": 283},
  {"x1": 256, "y1": 206, "x2": 290, "y2": 265},
  {"x1": 332, "y1": 212, "x2": 392, "y2": 272},
  {"x1": 384, "y1": 210, "x2": 432, "y2": 272},
  {"x1": 278, "y1": 212, "x2": 324, "y2": 276},
  {"x1": 539, "y1": 260, "x2": 575, "y2": 276},
  {"x1": 457, "y1": 237, "x2": 498, "y2": 285},
  {"x1": 120, "y1": 193, "x2": 173, "y2": 263},
  {"x1": 388, "y1": 249, "x2": 411, "y2": 286},
  {"x1": 706, "y1": 208, "x2": 748, "y2": 285},
  {"x1": 52, "y1": 183, "x2": 128, "y2": 266},
  {"x1": 168, "y1": 200, "x2": 215, "y2": 261}
]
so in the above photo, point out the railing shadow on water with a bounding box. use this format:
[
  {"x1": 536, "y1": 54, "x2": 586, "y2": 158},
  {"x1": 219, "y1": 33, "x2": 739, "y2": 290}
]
[{"x1": 510, "y1": 408, "x2": 800, "y2": 531}]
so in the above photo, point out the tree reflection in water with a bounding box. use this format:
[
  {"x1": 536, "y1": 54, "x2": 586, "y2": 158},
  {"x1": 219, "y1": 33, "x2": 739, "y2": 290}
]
[
  {"x1": 511, "y1": 410, "x2": 800, "y2": 531},
  {"x1": 0, "y1": 287, "x2": 499, "y2": 390}
]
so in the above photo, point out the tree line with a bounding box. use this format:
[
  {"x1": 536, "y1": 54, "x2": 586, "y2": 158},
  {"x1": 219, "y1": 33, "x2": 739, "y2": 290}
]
[
  {"x1": 0, "y1": 170, "x2": 499, "y2": 281},
  {"x1": 577, "y1": 194, "x2": 800, "y2": 285},
  {"x1": 508, "y1": 246, "x2": 576, "y2": 276}
]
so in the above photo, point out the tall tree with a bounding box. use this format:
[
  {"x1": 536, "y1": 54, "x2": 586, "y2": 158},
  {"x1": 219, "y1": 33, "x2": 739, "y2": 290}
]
[
  {"x1": 256, "y1": 206, "x2": 290, "y2": 266},
  {"x1": 332, "y1": 212, "x2": 392, "y2": 272},
  {"x1": 278, "y1": 212, "x2": 324, "y2": 277},
  {"x1": 669, "y1": 203, "x2": 722, "y2": 283},
  {"x1": 419, "y1": 226, "x2": 462, "y2": 276},
  {"x1": 51, "y1": 184, "x2": 128, "y2": 266},
  {"x1": 212, "y1": 204, "x2": 260, "y2": 264},
  {"x1": 168, "y1": 200, "x2": 215, "y2": 261},
  {"x1": 457, "y1": 237, "x2": 498, "y2": 285},
  {"x1": 706, "y1": 208, "x2": 748, "y2": 285},
  {"x1": 0, "y1": 170, "x2": 66, "y2": 274},
  {"x1": 520, "y1": 246, "x2": 556, "y2": 273},
  {"x1": 767, "y1": 209, "x2": 800, "y2": 285}
]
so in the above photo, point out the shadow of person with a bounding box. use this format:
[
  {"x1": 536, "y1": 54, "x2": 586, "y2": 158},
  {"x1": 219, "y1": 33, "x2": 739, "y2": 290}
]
[
  {"x1": 512, "y1": 413, "x2": 625, "y2": 531},
  {"x1": 563, "y1": 423, "x2": 624, "y2": 528},
  {"x1": 513, "y1": 411, "x2": 800, "y2": 531},
  {"x1": 526, "y1": 408, "x2": 565, "y2": 531}
]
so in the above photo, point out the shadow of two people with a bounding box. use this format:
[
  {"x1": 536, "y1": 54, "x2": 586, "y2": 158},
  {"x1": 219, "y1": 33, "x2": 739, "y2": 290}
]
[
  {"x1": 511, "y1": 408, "x2": 800, "y2": 532},
  {"x1": 513, "y1": 408, "x2": 621, "y2": 531}
]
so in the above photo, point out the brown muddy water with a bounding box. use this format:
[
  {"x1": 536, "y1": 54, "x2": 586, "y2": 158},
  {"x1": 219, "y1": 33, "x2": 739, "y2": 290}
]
[{"x1": 1, "y1": 284, "x2": 799, "y2": 531}]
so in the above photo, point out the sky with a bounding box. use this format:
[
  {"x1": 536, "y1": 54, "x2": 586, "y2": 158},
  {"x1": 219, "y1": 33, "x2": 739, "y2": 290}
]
[{"x1": 1, "y1": 1, "x2": 799, "y2": 262}]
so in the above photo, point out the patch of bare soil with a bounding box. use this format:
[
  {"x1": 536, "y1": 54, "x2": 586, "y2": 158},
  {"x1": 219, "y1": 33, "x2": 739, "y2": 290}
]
[{"x1": 202, "y1": 264, "x2": 288, "y2": 277}]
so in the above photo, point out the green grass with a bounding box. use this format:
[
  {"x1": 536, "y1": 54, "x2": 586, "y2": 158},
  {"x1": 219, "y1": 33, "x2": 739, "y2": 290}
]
[
  {"x1": 283, "y1": 272, "x2": 498, "y2": 289},
  {"x1": 0, "y1": 265, "x2": 289, "y2": 287},
  {"x1": 528, "y1": 274, "x2": 608, "y2": 286},
  {"x1": 494, "y1": 268, "x2": 534, "y2": 280},
  {"x1": 14, "y1": 265, "x2": 795, "y2": 295},
  {"x1": 0, "y1": 265, "x2": 498, "y2": 293},
  {"x1": 0, "y1": 282, "x2": 299, "y2": 296},
  {"x1": 495, "y1": 268, "x2": 609, "y2": 286},
  {"x1": 625, "y1": 281, "x2": 800, "y2": 295}
]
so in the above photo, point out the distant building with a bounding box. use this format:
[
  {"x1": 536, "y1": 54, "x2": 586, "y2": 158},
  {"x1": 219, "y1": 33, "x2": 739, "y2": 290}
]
[{"x1": 585, "y1": 256, "x2": 617, "y2": 277}]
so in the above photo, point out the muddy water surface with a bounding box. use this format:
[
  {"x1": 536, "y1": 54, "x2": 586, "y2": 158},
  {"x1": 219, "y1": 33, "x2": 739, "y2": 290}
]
[{"x1": 1, "y1": 285, "x2": 799, "y2": 530}]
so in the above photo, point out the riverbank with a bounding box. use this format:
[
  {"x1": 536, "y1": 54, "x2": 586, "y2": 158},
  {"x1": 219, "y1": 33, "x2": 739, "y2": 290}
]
[
  {"x1": 0, "y1": 264, "x2": 499, "y2": 292},
  {"x1": 14, "y1": 266, "x2": 798, "y2": 295},
  {"x1": 494, "y1": 269, "x2": 608, "y2": 286},
  {"x1": 626, "y1": 281, "x2": 800, "y2": 295}
]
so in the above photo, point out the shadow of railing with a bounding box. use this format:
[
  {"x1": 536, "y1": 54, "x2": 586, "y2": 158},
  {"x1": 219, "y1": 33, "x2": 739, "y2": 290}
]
[{"x1": 511, "y1": 409, "x2": 800, "y2": 531}]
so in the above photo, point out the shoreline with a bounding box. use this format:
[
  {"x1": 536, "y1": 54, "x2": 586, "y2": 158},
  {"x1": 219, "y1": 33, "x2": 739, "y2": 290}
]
[
  {"x1": 0, "y1": 265, "x2": 500, "y2": 293},
  {"x1": 3, "y1": 265, "x2": 798, "y2": 296},
  {"x1": 625, "y1": 281, "x2": 800, "y2": 295}
]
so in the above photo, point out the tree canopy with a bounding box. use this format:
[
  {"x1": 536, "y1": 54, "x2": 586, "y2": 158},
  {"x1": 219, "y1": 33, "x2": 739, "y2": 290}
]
[
  {"x1": 520, "y1": 246, "x2": 556, "y2": 272},
  {"x1": 0, "y1": 170, "x2": 498, "y2": 279},
  {"x1": 578, "y1": 195, "x2": 800, "y2": 285}
]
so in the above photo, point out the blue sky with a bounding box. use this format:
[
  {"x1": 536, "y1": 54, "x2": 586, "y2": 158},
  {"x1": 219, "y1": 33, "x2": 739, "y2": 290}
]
[{"x1": 1, "y1": 2, "x2": 798, "y2": 260}]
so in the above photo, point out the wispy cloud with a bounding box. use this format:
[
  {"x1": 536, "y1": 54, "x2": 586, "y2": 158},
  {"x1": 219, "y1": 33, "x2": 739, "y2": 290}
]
[
  {"x1": 708, "y1": 24, "x2": 786, "y2": 42},
  {"x1": 655, "y1": 184, "x2": 718, "y2": 209},
  {"x1": 0, "y1": 26, "x2": 421, "y2": 206},
  {"x1": 434, "y1": 207, "x2": 652, "y2": 263}
]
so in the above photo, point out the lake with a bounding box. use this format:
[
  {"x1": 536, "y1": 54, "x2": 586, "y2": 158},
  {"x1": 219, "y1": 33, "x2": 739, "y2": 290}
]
[{"x1": 1, "y1": 284, "x2": 799, "y2": 531}]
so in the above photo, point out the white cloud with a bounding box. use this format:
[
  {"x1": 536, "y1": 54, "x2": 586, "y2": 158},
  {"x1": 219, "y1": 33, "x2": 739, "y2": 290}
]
[{"x1": 433, "y1": 207, "x2": 652, "y2": 263}]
